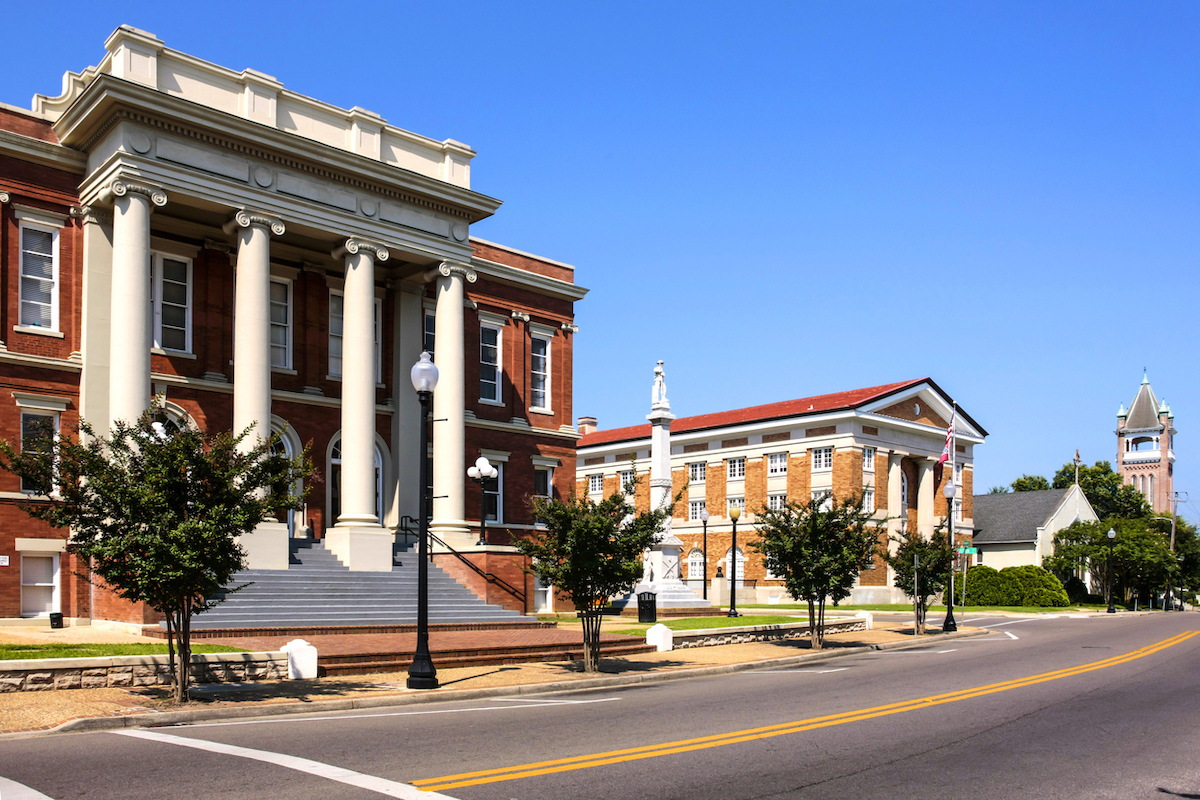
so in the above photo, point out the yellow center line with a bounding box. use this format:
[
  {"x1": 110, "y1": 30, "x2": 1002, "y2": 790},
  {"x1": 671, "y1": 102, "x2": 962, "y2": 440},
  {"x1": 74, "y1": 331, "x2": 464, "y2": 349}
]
[{"x1": 413, "y1": 631, "x2": 1196, "y2": 792}]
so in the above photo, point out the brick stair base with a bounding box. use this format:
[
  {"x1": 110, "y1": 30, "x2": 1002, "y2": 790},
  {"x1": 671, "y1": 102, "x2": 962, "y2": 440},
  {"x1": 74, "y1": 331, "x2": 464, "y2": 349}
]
[
  {"x1": 318, "y1": 640, "x2": 656, "y2": 676},
  {"x1": 144, "y1": 620, "x2": 553, "y2": 641}
]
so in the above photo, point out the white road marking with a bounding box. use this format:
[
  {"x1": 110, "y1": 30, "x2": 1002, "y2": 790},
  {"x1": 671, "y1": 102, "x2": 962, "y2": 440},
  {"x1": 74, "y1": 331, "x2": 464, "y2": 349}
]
[
  {"x1": 745, "y1": 668, "x2": 849, "y2": 674},
  {"x1": 1005, "y1": 631, "x2": 1019, "y2": 640},
  {"x1": 112, "y1": 729, "x2": 456, "y2": 799},
  {"x1": 488, "y1": 697, "x2": 610, "y2": 704},
  {"x1": 937, "y1": 649, "x2": 958, "y2": 654},
  {"x1": 176, "y1": 697, "x2": 619, "y2": 729},
  {"x1": 981, "y1": 618, "x2": 1043, "y2": 628},
  {"x1": 0, "y1": 776, "x2": 58, "y2": 799}
]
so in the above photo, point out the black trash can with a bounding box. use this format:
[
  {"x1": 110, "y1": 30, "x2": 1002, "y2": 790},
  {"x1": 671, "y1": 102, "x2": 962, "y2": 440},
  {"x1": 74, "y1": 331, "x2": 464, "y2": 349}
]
[
  {"x1": 637, "y1": 591, "x2": 657, "y2": 624},
  {"x1": 49, "y1": 612, "x2": 64, "y2": 629}
]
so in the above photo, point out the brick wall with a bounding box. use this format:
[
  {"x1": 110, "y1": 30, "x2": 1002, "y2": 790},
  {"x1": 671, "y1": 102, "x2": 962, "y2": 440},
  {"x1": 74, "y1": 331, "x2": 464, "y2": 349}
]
[
  {"x1": 832, "y1": 449, "x2": 863, "y2": 501},
  {"x1": 706, "y1": 459, "x2": 727, "y2": 518},
  {"x1": 857, "y1": 527, "x2": 890, "y2": 586},
  {"x1": 873, "y1": 452, "x2": 889, "y2": 512},
  {"x1": 745, "y1": 457, "x2": 766, "y2": 513},
  {"x1": 787, "y1": 453, "x2": 811, "y2": 504},
  {"x1": 671, "y1": 468, "x2": 687, "y2": 519}
]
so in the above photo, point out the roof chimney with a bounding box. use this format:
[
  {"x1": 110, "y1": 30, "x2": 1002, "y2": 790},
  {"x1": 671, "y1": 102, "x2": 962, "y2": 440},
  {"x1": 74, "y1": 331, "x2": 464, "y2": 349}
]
[{"x1": 577, "y1": 416, "x2": 597, "y2": 436}]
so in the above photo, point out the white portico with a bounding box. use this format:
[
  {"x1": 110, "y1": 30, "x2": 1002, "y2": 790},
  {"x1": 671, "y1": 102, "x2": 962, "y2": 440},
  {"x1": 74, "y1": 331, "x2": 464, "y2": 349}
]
[{"x1": 41, "y1": 26, "x2": 502, "y2": 570}]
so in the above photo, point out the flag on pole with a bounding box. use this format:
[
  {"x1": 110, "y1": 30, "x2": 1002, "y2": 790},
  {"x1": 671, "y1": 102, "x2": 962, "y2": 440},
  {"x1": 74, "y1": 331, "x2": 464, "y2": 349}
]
[{"x1": 937, "y1": 408, "x2": 956, "y2": 468}]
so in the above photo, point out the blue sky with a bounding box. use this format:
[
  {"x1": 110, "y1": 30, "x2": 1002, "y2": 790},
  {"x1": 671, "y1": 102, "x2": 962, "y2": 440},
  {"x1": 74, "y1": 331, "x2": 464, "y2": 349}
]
[{"x1": 7, "y1": 3, "x2": 1199, "y2": 519}]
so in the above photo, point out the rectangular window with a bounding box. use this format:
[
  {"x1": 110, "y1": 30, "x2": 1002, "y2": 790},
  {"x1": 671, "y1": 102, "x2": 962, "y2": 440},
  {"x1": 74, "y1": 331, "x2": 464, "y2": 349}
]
[
  {"x1": 480, "y1": 324, "x2": 502, "y2": 402},
  {"x1": 424, "y1": 311, "x2": 436, "y2": 356},
  {"x1": 483, "y1": 463, "x2": 503, "y2": 523},
  {"x1": 269, "y1": 278, "x2": 291, "y2": 368},
  {"x1": 864, "y1": 486, "x2": 875, "y2": 513},
  {"x1": 727, "y1": 457, "x2": 746, "y2": 480},
  {"x1": 531, "y1": 335, "x2": 551, "y2": 410},
  {"x1": 689, "y1": 462, "x2": 706, "y2": 483},
  {"x1": 588, "y1": 474, "x2": 603, "y2": 495},
  {"x1": 811, "y1": 447, "x2": 833, "y2": 472},
  {"x1": 21, "y1": 553, "x2": 58, "y2": 617},
  {"x1": 863, "y1": 446, "x2": 876, "y2": 472},
  {"x1": 728, "y1": 496, "x2": 745, "y2": 515},
  {"x1": 151, "y1": 253, "x2": 192, "y2": 352},
  {"x1": 20, "y1": 411, "x2": 57, "y2": 494},
  {"x1": 619, "y1": 469, "x2": 636, "y2": 490},
  {"x1": 767, "y1": 493, "x2": 787, "y2": 511},
  {"x1": 689, "y1": 500, "x2": 707, "y2": 521},
  {"x1": 954, "y1": 499, "x2": 963, "y2": 523},
  {"x1": 534, "y1": 467, "x2": 553, "y2": 498},
  {"x1": 329, "y1": 291, "x2": 382, "y2": 381},
  {"x1": 811, "y1": 489, "x2": 833, "y2": 512},
  {"x1": 954, "y1": 462, "x2": 964, "y2": 485},
  {"x1": 19, "y1": 224, "x2": 58, "y2": 330},
  {"x1": 768, "y1": 453, "x2": 788, "y2": 475}
]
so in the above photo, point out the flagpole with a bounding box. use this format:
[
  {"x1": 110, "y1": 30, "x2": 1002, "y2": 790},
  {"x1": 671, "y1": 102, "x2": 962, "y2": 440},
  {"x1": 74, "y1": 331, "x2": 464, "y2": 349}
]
[{"x1": 943, "y1": 402, "x2": 958, "y2": 632}]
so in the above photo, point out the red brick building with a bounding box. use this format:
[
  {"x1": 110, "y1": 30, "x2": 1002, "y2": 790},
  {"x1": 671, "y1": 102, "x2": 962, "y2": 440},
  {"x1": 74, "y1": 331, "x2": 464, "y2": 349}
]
[{"x1": 0, "y1": 27, "x2": 585, "y2": 625}]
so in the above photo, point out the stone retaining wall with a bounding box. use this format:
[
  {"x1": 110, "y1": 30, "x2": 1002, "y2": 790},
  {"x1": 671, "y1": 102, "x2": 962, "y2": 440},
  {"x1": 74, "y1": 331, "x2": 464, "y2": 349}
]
[
  {"x1": 0, "y1": 652, "x2": 286, "y2": 693},
  {"x1": 670, "y1": 617, "x2": 868, "y2": 649}
]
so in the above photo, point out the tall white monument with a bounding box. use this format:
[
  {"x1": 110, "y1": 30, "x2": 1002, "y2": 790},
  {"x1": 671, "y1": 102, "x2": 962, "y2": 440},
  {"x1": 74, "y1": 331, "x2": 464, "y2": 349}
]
[{"x1": 619, "y1": 361, "x2": 711, "y2": 609}]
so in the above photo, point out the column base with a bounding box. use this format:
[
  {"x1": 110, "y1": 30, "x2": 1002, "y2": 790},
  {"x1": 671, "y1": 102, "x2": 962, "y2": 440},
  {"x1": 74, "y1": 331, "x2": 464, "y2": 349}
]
[
  {"x1": 429, "y1": 520, "x2": 473, "y2": 551},
  {"x1": 325, "y1": 526, "x2": 395, "y2": 571},
  {"x1": 238, "y1": 521, "x2": 291, "y2": 570}
]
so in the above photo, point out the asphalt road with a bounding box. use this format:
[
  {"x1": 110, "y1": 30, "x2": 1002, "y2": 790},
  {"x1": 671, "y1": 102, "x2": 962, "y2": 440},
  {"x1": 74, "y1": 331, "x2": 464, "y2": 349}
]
[{"x1": 3, "y1": 613, "x2": 1199, "y2": 800}]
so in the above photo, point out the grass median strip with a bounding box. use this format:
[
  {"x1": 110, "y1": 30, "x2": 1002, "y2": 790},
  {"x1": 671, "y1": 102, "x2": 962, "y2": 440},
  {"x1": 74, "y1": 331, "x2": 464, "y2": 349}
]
[
  {"x1": 0, "y1": 643, "x2": 246, "y2": 660},
  {"x1": 413, "y1": 631, "x2": 1197, "y2": 792}
]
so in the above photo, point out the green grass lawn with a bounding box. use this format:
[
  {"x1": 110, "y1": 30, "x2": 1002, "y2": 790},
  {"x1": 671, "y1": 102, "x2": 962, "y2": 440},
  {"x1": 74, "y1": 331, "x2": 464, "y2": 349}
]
[
  {"x1": 612, "y1": 615, "x2": 804, "y2": 637},
  {"x1": 740, "y1": 603, "x2": 1094, "y2": 614},
  {"x1": 0, "y1": 643, "x2": 247, "y2": 661}
]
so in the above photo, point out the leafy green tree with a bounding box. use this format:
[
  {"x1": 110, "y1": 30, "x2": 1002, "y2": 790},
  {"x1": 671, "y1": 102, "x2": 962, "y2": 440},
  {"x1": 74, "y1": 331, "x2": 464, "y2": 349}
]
[
  {"x1": 0, "y1": 408, "x2": 311, "y2": 703},
  {"x1": 881, "y1": 524, "x2": 953, "y2": 634},
  {"x1": 516, "y1": 479, "x2": 672, "y2": 672},
  {"x1": 1051, "y1": 460, "x2": 1149, "y2": 520},
  {"x1": 1011, "y1": 474, "x2": 1051, "y2": 492},
  {"x1": 750, "y1": 492, "x2": 877, "y2": 649},
  {"x1": 1046, "y1": 519, "x2": 1175, "y2": 607},
  {"x1": 987, "y1": 486, "x2": 1010, "y2": 494}
]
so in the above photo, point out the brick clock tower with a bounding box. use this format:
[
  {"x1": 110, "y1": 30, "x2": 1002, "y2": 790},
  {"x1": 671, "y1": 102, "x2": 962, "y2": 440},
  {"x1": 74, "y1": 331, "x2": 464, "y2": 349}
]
[{"x1": 1116, "y1": 373, "x2": 1176, "y2": 514}]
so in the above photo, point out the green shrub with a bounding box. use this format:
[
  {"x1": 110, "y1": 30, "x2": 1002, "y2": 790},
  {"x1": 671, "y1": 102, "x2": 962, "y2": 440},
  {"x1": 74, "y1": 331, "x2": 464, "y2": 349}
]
[
  {"x1": 1062, "y1": 575, "x2": 1089, "y2": 604},
  {"x1": 962, "y1": 565, "x2": 1069, "y2": 607}
]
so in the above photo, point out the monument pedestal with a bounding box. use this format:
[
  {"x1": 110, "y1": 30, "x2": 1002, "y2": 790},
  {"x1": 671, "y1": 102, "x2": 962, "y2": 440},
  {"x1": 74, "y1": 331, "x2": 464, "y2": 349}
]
[
  {"x1": 324, "y1": 526, "x2": 395, "y2": 571},
  {"x1": 238, "y1": 521, "x2": 291, "y2": 570}
]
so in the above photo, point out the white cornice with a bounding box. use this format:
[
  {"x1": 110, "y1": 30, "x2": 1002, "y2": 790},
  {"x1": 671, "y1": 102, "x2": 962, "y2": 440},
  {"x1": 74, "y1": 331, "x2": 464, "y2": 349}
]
[
  {"x1": 470, "y1": 256, "x2": 588, "y2": 302},
  {"x1": 0, "y1": 129, "x2": 86, "y2": 173},
  {"x1": 466, "y1": 416, "x2": 581, "y2": 441},
  {"x1": 0, "y1": 350, "x2": 82, "y2": 373}
]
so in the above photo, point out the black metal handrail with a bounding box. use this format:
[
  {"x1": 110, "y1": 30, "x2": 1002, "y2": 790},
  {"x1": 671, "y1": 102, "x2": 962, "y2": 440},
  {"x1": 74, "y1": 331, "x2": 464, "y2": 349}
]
[{"x1": 398, "y1": 515, "x2": 526, "y2": 605}]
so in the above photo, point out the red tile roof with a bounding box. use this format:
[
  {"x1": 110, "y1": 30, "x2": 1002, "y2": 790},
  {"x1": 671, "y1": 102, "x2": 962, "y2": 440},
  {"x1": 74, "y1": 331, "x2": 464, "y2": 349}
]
[{"x1": 578, "y1": 378, "x2": 930, "y2": 447}]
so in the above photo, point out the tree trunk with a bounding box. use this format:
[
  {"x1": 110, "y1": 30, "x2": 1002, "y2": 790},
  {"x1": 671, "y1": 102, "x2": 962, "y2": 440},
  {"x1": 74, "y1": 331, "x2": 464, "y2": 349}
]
[
  {"x1": 807, "y1": 599, "x2": 820, "y2": 650},
  {"x1": 580, "y1": 609, "x2": 604, "y2": 673},
  {"x1": 816, "y1": 597, "x2": 826, "y2": 649},
  {"x1": 916, "y1": 599, "x2": 926, "y2": 635},
  {"x1": 175, "y1": 604, "x2": 193, "y2": 704}
]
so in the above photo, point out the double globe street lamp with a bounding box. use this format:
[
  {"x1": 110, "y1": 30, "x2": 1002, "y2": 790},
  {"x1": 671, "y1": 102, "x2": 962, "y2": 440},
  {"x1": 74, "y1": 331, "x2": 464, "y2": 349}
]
[
  {"x1": 407, "y1": 351, "x2": 439, "y2": 690},
  {"x1": 1106, "y1": 527, "x2": 1117, "y2": 615},
  {"x1": 727, "y1": 506, "x2": 741, "y2": 618},
  {"x1": 468, "y1": 456, "x2": 499, "y2": 546}
]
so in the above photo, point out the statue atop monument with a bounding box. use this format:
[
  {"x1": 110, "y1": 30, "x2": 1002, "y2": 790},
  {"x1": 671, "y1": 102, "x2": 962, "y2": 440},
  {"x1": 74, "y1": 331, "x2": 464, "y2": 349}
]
[{"x1": 651, "y1": 360, "x2": 670, "y2": 411}]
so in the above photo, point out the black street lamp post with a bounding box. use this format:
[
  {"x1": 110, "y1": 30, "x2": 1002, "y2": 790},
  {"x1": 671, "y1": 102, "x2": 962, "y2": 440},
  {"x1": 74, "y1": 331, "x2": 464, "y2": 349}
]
[
  {"x1": 942, "y1": 481, "x2": 957, "y2": 632},
  {"x1": 700, "y1": 508, "x2": 710, "y2": 601},
  {"x1": 407, "y1": 351, "x2": 439, "y2": 690},
  {"x1": 468, "y1": 456, "x2": 498, "y2": 547},
  {"x1": 728, "y1": 506, "x2": 741, "y2": 617},
  {"x1": 1106, "y1": 527, "x2": 1117, "y2": 614}
]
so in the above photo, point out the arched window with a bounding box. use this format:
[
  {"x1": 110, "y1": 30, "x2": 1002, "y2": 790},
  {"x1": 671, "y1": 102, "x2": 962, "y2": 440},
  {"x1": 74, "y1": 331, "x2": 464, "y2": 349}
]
[
  {"x1": 687, "y1": 549, "x2": 705, "y2": 581},
  {"x1": 1149, "y1": 474, "x2": 1155, "y2": 502},
  {"x1": 328, "y1": 437, "x2": 384, "y2": 528},
  {"x1": 271, "y1": 418, "x2": 305, "y2": 537},
  {"x1": 724, "y1": 547, "x2": 746, "y2": 588}
]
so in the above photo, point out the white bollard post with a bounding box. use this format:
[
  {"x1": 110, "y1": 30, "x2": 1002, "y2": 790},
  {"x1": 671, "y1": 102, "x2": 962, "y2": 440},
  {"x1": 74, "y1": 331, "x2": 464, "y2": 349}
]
[
  {"x1": 280, "y1": 638, "x2": 318, "y2": 679},
  {"x1": 647, "y1": 623, "x2": 674, "y2": 652}
]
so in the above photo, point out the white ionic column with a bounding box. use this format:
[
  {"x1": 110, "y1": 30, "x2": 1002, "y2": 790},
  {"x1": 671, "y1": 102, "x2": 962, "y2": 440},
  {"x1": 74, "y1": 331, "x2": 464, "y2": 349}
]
[
  {"x1": 429, "y1": 260, "x2": 476, "y2": 546},
  {"x1": 108, "y1": 179, "x2": 166, "y2": 430},
  {"x1": 225, "y1": 210, "x2": 285, "y2": 449},
  {"x1": 335, "y1": 237, "x2": 388, "y2": 527},
  {"x1": 391, "y1": 281, "x2": 426, "y2": 526},
  {"x1": 917, "y1": 459, "x2": 935, "y2": 539}
]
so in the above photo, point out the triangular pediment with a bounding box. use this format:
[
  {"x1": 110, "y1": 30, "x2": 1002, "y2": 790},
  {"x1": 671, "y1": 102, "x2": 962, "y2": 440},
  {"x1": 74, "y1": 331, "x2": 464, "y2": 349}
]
[{"x1": 860, "y1": 381, "x2": 985, "y2": 440}]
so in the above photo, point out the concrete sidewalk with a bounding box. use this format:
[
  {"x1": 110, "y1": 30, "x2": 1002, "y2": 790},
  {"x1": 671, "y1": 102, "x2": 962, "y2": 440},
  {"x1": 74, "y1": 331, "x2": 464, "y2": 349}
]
[{"x1": 0, "y1": 621, "x2": 986, "y2": 737}]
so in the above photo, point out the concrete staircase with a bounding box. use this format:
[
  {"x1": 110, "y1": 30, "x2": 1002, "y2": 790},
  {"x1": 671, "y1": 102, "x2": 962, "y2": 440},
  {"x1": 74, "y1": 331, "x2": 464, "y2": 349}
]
[{"x1": 182, "y1": 539, "x2": 529, "y2": 631}]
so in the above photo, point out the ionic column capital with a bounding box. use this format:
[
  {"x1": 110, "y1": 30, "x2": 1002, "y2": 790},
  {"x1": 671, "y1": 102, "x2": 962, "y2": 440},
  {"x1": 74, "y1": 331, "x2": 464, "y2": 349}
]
[
  {"x1": 0, "y1": 190, "x2": 9, "y2": 204},
  {"x1": 333, "y1": 236, "x2": 389, "y2": 262},
  {"x1": 109, "y1": 178, "x2": 168, "y2": 208},
  {"x1": 224, "y1": 208, "x2": 285, "y2": 236},
  {"x1": 70, "y1": 205, "x2": 112, "y2": 226},
  {"x1": 424, "y1": 260, "x2": 476, "y2": 284}
]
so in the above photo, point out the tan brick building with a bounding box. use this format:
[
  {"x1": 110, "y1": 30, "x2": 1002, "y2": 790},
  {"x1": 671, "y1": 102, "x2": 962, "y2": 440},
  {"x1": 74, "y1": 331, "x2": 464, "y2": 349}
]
[{"x1": 577, "y1": 378, "x2": 986, "y2": 604}]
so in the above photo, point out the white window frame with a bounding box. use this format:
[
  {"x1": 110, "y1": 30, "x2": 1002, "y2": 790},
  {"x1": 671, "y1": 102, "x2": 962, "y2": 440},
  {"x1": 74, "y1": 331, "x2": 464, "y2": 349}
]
[
  {"x1": 687, "y1": 549, "x2": 705, "y2": 581},
  {"x1": 863, "y1": 486, "x2": 876, "y2": 514},
  {"x1": 954, "y1": 498, "x2": 963, "y2": 524},
  {"x1": 811, "y1": 489, "x2": 833, "y2": 512},
  {"x1": 17, "y1": 217, "x2": 60, "y2": 333},
  {"x1": 269, "y1": 277, "x2": 292, "y2": 369},
  {"x1": 954, "y1": 461, "x2": 964, "y2": 486},
  {"x1": 329, "y1": 289, "x2": 383, "y2": 381},
  {"x1": 727, "y1": 457, "x2": 746, "y2": 480},
  {"x1": 530, "y1": 330, "x2": 552, "y2": 412},
  {"x1": 767, "y1": 493, "x2": 787, "y2": 511},
  {"x1": 151, "y1": 252, "x2": 194, "y2": 353},
  {"x1": 619, "y1": 469, "x2": 636, "y2": 491},
  {"x1": 811, "y1": 447, "x2": 833, "y2": 473},
  {"x1": 20, "y1": 551, "x2": 60, "y2": 618},
  {"x1": 19, "y1": 410, "x2": 59, "y2": 495},
  {"x1": 479, "y1": 322, "x2": 503, "y2": 404},
  {"x1": 689, "y1": 462, "x2": 706, "y2": 483},
  {"x1": 863, "y1": 446, "x2": 876, "y2": 473},
  {"x1": 482, "y1": 462, "x2": 504, "y2": 524},
  {"x1": 689, "y1": 499, "x2": 707, "y2": 521},
  {"x1": 724, "y1": 547, "x2": 745, "y2": 588},
  {"x1": 424, "y1": 310, "x2": 436, "y2": 356},
  {"x1": 534, "y1": 466, "x2": 554, "y2": 499},
  {"x1": 588, "y1": 474, "x2": 604, "y2": 495},
  {"x1": 727, "y1": 496, "x2": 745, "y2": 516},
  {"x1": 768, "y1": 452, "x2": 788, "y2": 476}
]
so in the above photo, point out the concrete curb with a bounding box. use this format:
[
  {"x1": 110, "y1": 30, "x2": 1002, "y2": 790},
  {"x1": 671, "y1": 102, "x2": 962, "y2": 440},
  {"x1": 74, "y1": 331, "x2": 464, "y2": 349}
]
[{"x1": 8, "y1": 629, "x2": 989, "y2": 739}]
